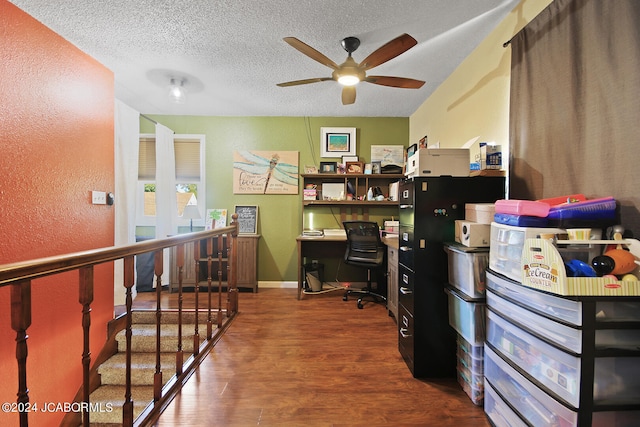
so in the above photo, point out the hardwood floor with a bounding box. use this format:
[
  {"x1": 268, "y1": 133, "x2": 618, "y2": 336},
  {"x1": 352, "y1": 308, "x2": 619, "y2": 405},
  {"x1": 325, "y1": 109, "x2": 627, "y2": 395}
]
[{"x1": 135, "y1": 287, "x2": 489, "y2": 427}]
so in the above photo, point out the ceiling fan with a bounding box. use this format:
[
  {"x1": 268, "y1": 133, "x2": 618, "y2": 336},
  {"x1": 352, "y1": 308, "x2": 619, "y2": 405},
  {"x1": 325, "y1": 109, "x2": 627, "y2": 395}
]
[{"x1": 277, "y1": 34, "x2": 425, "y2": 105}]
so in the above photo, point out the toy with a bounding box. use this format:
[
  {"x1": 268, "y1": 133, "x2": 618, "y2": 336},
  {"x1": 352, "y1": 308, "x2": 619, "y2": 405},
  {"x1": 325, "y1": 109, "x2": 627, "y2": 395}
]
[{"x1": 604, "y1": 232, "x2": 638, "y2": 275}]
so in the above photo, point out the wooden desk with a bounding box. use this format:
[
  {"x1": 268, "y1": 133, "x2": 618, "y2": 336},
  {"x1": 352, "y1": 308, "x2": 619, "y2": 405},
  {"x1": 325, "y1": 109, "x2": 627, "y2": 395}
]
[{"x1": 296, "y1": 234, "x2": 398, "y2": 300}]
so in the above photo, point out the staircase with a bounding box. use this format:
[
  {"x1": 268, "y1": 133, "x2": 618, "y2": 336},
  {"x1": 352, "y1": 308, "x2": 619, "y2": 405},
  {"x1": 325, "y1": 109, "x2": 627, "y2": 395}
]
[{"x1": 85, "y1": 310, "x2": 218, "y2": 425}]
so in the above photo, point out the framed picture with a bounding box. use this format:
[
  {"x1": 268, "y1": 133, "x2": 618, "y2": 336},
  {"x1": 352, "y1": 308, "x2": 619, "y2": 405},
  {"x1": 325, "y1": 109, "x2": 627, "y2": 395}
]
[
  {"x1": 234, "y1": 205, "x2": 258, "y2": 234},
  {"x1": 371, "y1": 161, "x2": 382, "y2": 174},
  {"x1": 319, "y1": 161, "x2": 337, "y2": 173},
  {"x1": 371, "y1": 145, "x2": 405, "y2": 167},
  {"x1": 346, "y1": 161, "x2": 364, "y2": 174},
  {"x1": 320, "y1": 127, "x2": 356, "y2": 158},
  {"x1": 205, "y1": 209, "x2": 227, "y2": 230},
  {"x1": 342, "y1": 155, "x2": 358, "y2": 164},
  {"x1": 364, "y1": 163, "x2": 373, "y2": 174},
  {"x1": 233, "y1": 150, "x2": 299, "y2": 194},
  {"x1": 304, "y1": 165, "x2": 318, "y2": 174}
]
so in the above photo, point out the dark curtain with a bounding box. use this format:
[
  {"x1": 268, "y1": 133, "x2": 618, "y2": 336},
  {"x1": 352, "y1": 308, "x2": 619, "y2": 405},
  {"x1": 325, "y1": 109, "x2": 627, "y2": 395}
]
[{"x1": 509, "y1": 0, "x2": 640, "y2": 236}]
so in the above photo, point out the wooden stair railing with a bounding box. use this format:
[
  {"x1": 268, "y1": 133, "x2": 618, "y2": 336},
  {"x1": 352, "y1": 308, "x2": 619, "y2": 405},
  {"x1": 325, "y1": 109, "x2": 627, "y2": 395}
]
[{"x1": 0, "y1": 214, "x2": 239, "y2": 427}]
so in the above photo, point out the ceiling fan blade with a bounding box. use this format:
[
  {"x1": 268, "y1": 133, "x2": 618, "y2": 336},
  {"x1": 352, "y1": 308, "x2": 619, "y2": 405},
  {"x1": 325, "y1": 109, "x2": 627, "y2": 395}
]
[
  {"x1": 277, "y1": 77, "x2": 333, "y2": 87},
  {"x1": 365, "y1": 76, "x2": 425, "y2": 89},
  {"x1": 342, "y1": 86, "x2": 356, "y2": 105},
  {"x1": 283, "y1": 37, "x2": 339, "y2": 70},
  {"x1": 359, "y1": 33, "x2": 418, "y2": 71}
]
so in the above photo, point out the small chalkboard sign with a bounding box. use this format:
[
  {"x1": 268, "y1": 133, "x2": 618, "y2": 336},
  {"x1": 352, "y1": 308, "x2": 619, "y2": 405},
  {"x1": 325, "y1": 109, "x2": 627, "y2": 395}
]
[{"x1": 234, "y1": 205, "x2": 258, "y2": 234}]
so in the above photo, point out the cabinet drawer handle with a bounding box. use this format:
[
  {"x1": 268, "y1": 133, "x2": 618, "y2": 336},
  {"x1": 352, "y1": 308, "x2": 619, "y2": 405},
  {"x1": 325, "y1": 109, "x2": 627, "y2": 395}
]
[
  {"x1": 399, "y1": 328, "x2": 412, "y2": 338},
  {"x1": 399, "y1": 246, "x2": 412, "y2": 252},
  {"x1": 399, "y1": 204, "x2": 413, "y2": 209},
  {"x1": 400, "y1": 287, "x2": 412, "y2": 295}
]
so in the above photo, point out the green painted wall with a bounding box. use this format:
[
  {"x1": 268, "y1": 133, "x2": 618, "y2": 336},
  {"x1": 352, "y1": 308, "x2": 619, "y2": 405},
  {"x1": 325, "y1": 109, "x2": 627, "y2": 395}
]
[{"x1": 141, "y1": 116, "x2": 409, "y2": 282}]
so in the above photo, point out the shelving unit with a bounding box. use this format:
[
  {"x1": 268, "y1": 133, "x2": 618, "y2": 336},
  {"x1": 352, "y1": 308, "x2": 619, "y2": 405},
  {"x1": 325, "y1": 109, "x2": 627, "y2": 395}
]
[
  {"x1": 169, "y1": 234, "x2": 259, "y2": 293},
  {"x1": 301, "y1": 173, "x2": 402, "y2": 225}
]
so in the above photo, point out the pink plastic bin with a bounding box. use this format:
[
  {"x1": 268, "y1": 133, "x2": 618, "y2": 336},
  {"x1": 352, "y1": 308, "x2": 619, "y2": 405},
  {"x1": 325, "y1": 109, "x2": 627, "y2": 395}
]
[{"x1": 494, "y1": 199, "x2": 550, "y2": 218}]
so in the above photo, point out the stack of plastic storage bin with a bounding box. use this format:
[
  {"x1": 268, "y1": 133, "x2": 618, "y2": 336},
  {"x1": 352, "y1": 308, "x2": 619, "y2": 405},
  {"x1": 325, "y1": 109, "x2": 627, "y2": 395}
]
[{"x1": 444, "y1": 243, "x2": 490, "y2": 406}]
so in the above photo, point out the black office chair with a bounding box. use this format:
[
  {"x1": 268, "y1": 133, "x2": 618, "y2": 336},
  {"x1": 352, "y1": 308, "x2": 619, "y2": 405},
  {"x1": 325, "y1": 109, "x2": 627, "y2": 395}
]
[{"x1": 342, "y1": 221, "x2": 387, "y2": 309}]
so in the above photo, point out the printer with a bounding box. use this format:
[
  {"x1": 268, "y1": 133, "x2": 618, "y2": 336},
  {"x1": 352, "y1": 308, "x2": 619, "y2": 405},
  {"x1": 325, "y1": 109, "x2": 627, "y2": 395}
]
[{"x1": 405, "y1": 148, "x2": 470, "y2": 178}]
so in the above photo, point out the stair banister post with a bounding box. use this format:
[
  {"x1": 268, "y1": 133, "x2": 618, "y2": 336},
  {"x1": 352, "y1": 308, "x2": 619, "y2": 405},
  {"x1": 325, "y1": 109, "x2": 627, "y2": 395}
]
[
  {"x1": 206, "y1": 237, "x2": 213, "y2": 339},
  {"x1": 228, "y1": 213, "x2": 239, "y2": 314},
  {"x1": 216, "y1": 233, "x2": 224, "y2": 328},
  {"x1": 153, "y1": 250, "x2": 163, "y2": 402},
  {"x1": 78, "y1": 266, "x2": 94, "y2": 426},
  {"x1": 11, "y1": 280, "x2": 31, "y2": 427},
  {"x1": 122, "y1": 256, "x2": 135, "y2": 427},
  {"x1": 192, "y1": 240, "x2": 200, "y2": 356},
  {"x1": 175, "y1": 243, "x2": 184, "y2": 375}
]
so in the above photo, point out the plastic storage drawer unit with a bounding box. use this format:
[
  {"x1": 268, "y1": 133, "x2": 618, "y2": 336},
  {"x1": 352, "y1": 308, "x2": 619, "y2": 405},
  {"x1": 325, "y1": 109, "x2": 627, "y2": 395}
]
[
  {"x1": 445, "y1": 244, "x2": 489, "y2": 298},
  {"x1": 484, "y1": 345, "x2": 578, "y2": 426},
  {"x1": 446, "y1": 287, "x2": 486, "y2": 345},
  {"x1": 487, "y1": 288, "x2": 583, "y2": 353},
  {"x1": 489, "y1": 222, "x2": 564, "y2": 282},
  {"x1": 487, "y1": 310, "x2": 581, "y2": 407},
  {"x1": 487, "y1": 270, "x2": 584, "y2": 326},
  {"x1": 484, "y1": 381, "x2": 528, "y2": 427}
]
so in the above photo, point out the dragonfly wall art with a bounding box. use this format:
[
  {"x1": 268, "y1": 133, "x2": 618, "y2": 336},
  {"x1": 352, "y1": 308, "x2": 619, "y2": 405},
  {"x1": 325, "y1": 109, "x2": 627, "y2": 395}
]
[{"x1": 233, "y1": 150, "x2": 299, "y2": 194}]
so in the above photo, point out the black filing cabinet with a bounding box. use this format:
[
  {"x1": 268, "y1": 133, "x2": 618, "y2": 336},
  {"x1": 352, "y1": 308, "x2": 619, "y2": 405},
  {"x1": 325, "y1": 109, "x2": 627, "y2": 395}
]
[{"x1": 398, "y1": 176, "x2": 504, "y2": 378}]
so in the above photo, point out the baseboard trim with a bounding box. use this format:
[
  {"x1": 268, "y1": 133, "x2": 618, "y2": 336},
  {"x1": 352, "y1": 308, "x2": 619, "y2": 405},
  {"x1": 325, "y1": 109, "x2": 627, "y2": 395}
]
[{"x1": 259, "y1": 281, "x2": 297, "y2": 289}]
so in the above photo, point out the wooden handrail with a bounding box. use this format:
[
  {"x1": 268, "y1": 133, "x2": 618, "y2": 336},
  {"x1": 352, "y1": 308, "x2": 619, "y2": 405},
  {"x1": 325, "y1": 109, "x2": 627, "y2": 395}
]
[
  {"x1": 2, "y1": 215, "x2": 239, "y2": 427},
  {"x1": 0, "y1": 223, "x2": 237, "y2": 287}
]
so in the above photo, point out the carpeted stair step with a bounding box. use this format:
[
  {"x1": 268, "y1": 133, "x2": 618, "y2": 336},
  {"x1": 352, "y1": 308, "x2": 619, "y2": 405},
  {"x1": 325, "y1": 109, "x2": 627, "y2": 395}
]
[
  {"x1": 98, "y1": 353, "x2": 177, "y2": 386},
  {"x1": 130, "y1": 310, "x2": 220, "y2": 325},
  {"x1": 85, "y1": 385, "x2": 154, "y2": 424},
  {"x1": 115, "y1": 323, "x2": 210, "y2": 353}
]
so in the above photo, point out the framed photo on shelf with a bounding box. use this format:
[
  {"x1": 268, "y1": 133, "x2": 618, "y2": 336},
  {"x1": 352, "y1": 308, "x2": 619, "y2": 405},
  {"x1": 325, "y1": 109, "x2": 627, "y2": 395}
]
[
  {"x1": 319, "y1": 161, "x2": 337, "y2": 173},
  {"x1": 371, "y1": 161, "x2": 382, "y2": 174},
  {"x1": 346, "y1": 161, "x2": 364, "y2": 174},
  {"x1": 364, "y1": 163, "x2": 373, "y2": 174},
  {"x1": 320, "y1": 127, "x2": 356, "y2": 158},
  {"x1": 304, "y1": 165, "x2": 318, "y2": 174}
]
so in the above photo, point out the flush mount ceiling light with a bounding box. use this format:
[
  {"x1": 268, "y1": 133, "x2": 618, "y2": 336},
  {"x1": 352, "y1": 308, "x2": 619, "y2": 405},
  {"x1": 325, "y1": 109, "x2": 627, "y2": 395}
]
[
  {"x1": 168, "y1": 77, "x2": 187, "y2": 104},
  {"x1": 147, "y1": 69, "x2": 205, "y2": 105}
]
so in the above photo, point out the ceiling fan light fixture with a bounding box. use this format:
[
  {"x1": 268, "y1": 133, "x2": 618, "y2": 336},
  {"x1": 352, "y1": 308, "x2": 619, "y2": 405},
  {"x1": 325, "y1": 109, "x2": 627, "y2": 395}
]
[
  {"x1": 337, "y1": 74, "x2": 360, "y2": 86},
  {"x1": 168, "y1": 77, "x2": 187, "y2": 104}
]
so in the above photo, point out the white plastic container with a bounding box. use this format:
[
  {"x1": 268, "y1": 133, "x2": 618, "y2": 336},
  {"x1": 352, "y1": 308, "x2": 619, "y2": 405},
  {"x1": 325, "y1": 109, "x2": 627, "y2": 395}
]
[
  {"x1": 484, "y1": 381, "x2": 528, "y2": 427},
  {"x1": 485, "y1": 345, "x2": 578, "y2": 426},
  {"x1": 489, "y1": 222, "x2": 565, "y2": 282},
  {"x1": 465, "y1": 203, "x2": 496, "y2": 224},
  {"x1": 446, "y1": 287, "x2": 486, "y2": 345},
  {"x1": 487, "y1": 310, "x2": 581, "y2": 407},
  {"x1": 487, "y1": 270, "x2": 583, "y2": 326},
  {"x1": 457, "y1": 334, "x2": 484, "y2": 360},
  {"x1": 445, "y1": 244, "x2": 489, "y2": 298},
  {"x1": 487, "y1": 288, "x2": 583, "y2": 353},
  {"x1": 457, "y1": 367, "x2": 484, "y2": 406},
  {"x1": 457, "y1": 337, "x2": 483, "y2": 374}
]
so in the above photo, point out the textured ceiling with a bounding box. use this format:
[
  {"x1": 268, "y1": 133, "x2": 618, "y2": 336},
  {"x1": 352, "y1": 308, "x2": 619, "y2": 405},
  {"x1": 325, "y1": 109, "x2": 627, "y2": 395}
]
[{"x1": 9, "y1": 0, "x2": 518, "y2": 117}]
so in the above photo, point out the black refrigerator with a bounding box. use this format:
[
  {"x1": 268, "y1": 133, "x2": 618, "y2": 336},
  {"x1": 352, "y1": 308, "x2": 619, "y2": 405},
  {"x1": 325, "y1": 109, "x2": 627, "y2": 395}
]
[{"x1": 397, "y1": 176, "x2": 505, "y2": 378}]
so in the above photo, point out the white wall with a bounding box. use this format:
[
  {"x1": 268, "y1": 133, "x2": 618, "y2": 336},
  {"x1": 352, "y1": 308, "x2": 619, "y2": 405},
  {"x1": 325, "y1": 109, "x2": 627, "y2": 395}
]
[{"x1": 409, "y1": 0, "x2": 553, "y2": 169}]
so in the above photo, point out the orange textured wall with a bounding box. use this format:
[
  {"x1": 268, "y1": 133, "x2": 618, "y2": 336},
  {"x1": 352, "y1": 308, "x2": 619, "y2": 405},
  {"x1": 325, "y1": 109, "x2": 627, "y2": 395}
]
[{"x1": 0, "y1": 1, "x2": 115, "y2": 425}]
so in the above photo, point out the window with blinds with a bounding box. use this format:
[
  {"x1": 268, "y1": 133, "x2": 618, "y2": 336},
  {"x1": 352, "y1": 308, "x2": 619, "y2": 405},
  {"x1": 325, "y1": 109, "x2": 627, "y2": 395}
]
[{"x1": 137, "y1": 134, "x2": 206, "y2": 227}]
